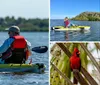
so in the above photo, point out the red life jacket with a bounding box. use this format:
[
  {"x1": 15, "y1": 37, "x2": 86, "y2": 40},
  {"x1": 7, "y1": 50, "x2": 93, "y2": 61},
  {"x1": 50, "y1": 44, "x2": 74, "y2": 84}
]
[
  {"x1": 11, "y1": 35, "x2": 27, "y2": 49},
  {"x1": 11, "y1": 36, "x2": 31, "y2": 60},
  {"x1": 64, "y1": 20, "x2": 69, "y2": 27},
  {"x1": 4, "y1": 35, "x2": 28, "y2": 64}
]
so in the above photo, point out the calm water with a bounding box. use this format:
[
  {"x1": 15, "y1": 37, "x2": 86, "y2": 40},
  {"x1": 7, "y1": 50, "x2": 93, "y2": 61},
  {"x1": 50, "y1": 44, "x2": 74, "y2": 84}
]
[
  {"x1": 50, "y1": 19, "x2": 100, "y2": 41},
  {"x1": 0, "y1": 32, "x2": 49, "y2": 85}
]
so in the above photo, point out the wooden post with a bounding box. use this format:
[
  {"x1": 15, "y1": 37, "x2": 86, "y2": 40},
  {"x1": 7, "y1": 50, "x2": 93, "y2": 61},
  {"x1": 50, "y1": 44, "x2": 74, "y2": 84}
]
[
  {"x1": 95, "y1": 43, "x2": 100, "y2": 50},
  {"x1": 50, "y1": 62, "x2": 74, "y2": 85},
  {"x1": 57, "y1": 43, "x2": 71, "y2": 57},
  {"x1": 81, "y1": 67, "x2": 98, "y2": 85},
  {"x1": 80, "y1": 43, "x2": 100, "y2": 73},
  {"x1": 56, "y1": 43, "x2": 98, "y2": 85},
  {"x1": 73, "y1": 69, "x2": 89, "y2": 85}
]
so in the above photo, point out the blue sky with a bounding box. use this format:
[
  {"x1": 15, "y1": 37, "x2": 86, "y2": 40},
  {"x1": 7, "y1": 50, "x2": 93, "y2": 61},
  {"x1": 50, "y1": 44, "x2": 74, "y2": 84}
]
[
  {"x1": 0, "y1": 0, "x2": 49, "y2": 19},
  {"x1": 50, "y1": 0, "x2": 100, "y2": 19}
]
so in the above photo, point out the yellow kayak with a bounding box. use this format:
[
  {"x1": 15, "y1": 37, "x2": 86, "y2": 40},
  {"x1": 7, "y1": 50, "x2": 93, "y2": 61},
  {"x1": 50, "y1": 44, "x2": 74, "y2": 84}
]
[{"x1": 52, "y1": 26, "x2": 90, "y2": 31}]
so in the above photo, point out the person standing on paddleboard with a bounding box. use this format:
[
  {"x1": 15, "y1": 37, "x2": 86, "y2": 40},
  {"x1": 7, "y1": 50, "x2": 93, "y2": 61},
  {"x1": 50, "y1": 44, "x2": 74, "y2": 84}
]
[{"x1": 0, "y1": 26, "x2": 31, "y2": 64}]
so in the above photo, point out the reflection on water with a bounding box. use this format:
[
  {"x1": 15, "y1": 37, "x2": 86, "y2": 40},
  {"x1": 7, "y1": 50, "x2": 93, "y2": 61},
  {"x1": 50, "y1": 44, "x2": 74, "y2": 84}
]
[
  {"x1": 51, "y1": 29, "x2": 91, "y2": 41},
  {"x1": 64, "y1": 30, "x2": 91, "y2": 41}
]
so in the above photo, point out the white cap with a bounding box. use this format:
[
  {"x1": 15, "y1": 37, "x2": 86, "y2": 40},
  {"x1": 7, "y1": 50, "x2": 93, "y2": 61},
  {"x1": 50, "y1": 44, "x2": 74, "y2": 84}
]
[{"x1": 7, "y1": 26, "x2": 20, "y2": 33}]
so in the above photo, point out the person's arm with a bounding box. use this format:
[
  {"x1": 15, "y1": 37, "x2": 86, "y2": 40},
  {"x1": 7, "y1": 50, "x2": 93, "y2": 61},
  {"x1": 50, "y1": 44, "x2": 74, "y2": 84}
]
[
  {"x1": 0, "y1": 38, "x2": 14, "y2": 54},
  {"x1": 25, "y1": 40, "x2": 31, "y2": 50},
  {"x1": 25, "y1": 39, "x2": 32, "y2": 58}
]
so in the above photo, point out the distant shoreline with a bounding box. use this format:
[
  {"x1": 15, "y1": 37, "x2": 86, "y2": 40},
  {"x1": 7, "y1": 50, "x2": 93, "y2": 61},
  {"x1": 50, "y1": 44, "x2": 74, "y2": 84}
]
[
  {"x1": 50, "y1": 19, "x2": 100, "y2": 22},
  {"x1": 51, "y1": 12, "x2": 100, "y2": 21},
  {"x1": 0, "y1": 17, "x2": 49, "y2": 32}
]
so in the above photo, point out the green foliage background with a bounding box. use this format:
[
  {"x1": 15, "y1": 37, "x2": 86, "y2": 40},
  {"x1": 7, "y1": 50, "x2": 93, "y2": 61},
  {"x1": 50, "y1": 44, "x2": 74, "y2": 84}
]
[{"x1": 0, "y1": 16, "x2": 49, "y2": 32}]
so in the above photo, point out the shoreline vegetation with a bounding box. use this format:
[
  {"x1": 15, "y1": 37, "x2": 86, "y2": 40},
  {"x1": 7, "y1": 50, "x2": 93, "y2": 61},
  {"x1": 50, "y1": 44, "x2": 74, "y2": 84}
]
[
  {"x1": 71, "y1": 12, "x2": 100, "y2": 21},
  {"x1": 0, "y1": 16, "x2": 48, "y2": 32}
]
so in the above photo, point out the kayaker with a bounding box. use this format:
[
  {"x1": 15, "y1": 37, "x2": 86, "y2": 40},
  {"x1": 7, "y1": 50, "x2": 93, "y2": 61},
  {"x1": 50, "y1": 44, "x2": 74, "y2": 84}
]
[
  {"x1": 0, "y1": 26, "x2": 31, "y2": 64},
  {"x1": 64, "y1": 17, "x2": 77, "y2": 28},
  {"x1": 64, "y1": 17, "x2": 70, "y2": 28}
]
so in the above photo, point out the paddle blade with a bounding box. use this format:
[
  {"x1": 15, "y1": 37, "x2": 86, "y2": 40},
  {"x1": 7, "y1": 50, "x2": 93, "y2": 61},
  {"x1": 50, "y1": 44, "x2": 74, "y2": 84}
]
[{"x1": 32, "y1": 46, "x2": 48, "y2": 53}]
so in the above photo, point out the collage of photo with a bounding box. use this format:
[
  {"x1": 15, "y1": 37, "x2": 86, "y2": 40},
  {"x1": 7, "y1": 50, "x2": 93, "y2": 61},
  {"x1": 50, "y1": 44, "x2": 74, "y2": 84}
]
[{"x1": 0, "y1": 0, "x2": 100, "y2": 85}]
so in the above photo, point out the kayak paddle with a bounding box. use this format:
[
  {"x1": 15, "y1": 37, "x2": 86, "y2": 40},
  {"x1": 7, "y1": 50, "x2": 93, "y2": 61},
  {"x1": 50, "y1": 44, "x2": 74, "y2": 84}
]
[{"x1": 32, "y1": 46, "x2": 48, "y2": 53}]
